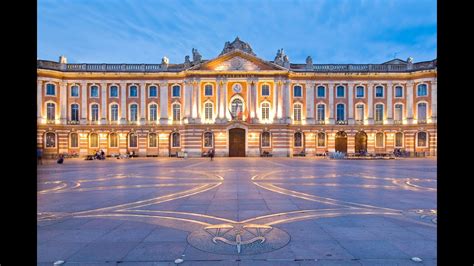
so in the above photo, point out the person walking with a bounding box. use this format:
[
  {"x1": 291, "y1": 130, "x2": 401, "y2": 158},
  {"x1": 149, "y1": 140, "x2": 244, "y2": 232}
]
[
  {"x1": 209, "y1": 148, "x2": 214, "y2": 161},
  {"x1": 37, "y1": 148, "x2": 43, "y2": 165},
  {"x1": 57, "y1": 153, "x2": 64, "y2": 164}
]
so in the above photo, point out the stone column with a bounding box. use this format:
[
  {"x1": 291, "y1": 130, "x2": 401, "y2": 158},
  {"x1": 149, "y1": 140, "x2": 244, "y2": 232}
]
[
  {"x1": 386, "y1": 82, "x2": 393, "y2": 124},
  {"x1": 328, "y1": 83, "x2": 335, "y2": 124},
  {"x1": 406, "y1": 81, "x2": 414, "y2": 124},
  {"x1": 191, "y1": 79, "x2": 200, "y2": 122},
  {"x1": 283, "y1": 80, "x2": 291, "y2": 123},
  {"x1": 305, "y1": 80, "x2": 315, "y2": 124},
  {"x1": 159, "y1": 81, "x2": 168, "y2": 124},
  {"x1": 140, "y1": 81, "x2": 146, "y2": 124},
  {"x1": 183, "y1": 79, "x2": 193, "y2": 123},
  {"x1": 37, "y1": 80, "x2": 43, "y2": 123},
  {"x1": 101, "y1": 82, "x2": 107, "y2": 124},
  {"x1": 248, "y1": 78, "x2": 258, "y2": 122},
  {"x1": 347, "y1": 82, "x2": 354, "y2": 125},
  {"x1": 120, "y1": 82, "x2": 127, "y2": 124},
  {"x1": 367, "y1": 82, "x2": 374, "y2": 125},
  {"x1": 81, "y1": 81, "x2": 88, "y2": 124},
  {"x1": 59, "y1": 82, "x2": 67, "y2": 124},
  {"x1": 217, "y1": 79, "x2": 223, "y2": 121},
  {"x1": 277, "y1": 80, "x2": 283, "y2": 122},
  {"x1": 431, "y1": 79, "x2": 437, "y2": 123},
  {"x1": 222, "y1": 79, "x2": 229, "y2": 121},
  {"x1": 273, "y1": 79, "x2": 279, "y2": 121}
]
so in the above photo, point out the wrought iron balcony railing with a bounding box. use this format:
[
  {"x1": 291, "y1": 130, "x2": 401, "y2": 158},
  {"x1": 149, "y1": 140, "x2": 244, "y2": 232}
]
[
  {"x1": 67, "y1": 120, "x2": 80, "y2": 125},
  {"x1": 315, "y1": 120, "x2": 325, "y2": 125},
  {"x1": 417, "y1": 119, "x2": 427, "y2": 124},
  {"x1": 336, "y1": 120, "x2": 348, "y2": 125},
  {"x1": 394, "y1": 120, "x2": 403, "y2": 125},
  {"x1": 374, "y1": 120, "x2": 384, "y2": 125}
]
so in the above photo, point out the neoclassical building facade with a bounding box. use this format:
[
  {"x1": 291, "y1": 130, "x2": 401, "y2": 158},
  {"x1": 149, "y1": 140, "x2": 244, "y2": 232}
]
[{"x1": 37, "y1": 37, "x2": 437, "y2": 157}]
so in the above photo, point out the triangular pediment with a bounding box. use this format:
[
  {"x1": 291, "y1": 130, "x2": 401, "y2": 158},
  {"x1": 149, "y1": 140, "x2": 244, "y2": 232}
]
[{"x1": 188, "y1": 50, "x2": 286, "y2": 71}]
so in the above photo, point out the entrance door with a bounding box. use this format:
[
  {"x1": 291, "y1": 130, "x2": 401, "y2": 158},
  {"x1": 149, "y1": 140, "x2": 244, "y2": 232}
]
[
  {"x1": 229, "y1": 128, "x2": 246, "y2": 157},
  {"x1": 355, "y1": 131, "x2": 368, "y2": 154},
  {"x1": 335, "y1": 131, "x2": 348, "y2": 153}
]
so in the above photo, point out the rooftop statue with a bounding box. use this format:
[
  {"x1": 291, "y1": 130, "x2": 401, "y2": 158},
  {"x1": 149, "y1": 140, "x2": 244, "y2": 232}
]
[
  {"x1": 184, "y1": 55, "x2": 191, "y2": 68},
  {"x1": 274, "y1": 48, "x2": 290, "y2": 68},
  {"x1": 192, "y1": 48, "x2": 202, "y2": 63},
  {"x1": 220, "y1": 37, "x2": 256, "y2": 56},
  {"x1": 306, "y1": 56, "x2": 313, "y2": 69}
]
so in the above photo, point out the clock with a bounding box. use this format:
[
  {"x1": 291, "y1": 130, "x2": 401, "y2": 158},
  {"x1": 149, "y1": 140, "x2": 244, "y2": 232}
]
[{"x1": 232, "y1": 84, "x2": 242, "y2": 93}]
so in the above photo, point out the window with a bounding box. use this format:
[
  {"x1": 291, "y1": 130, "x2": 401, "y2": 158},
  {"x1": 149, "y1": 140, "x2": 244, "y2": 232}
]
[
  {"x1": 261, "y1": 102, "x2": 270, "y2": 120},
  {"x1": 149, "y1": 86, "x2": 158, "y2": 97},
  {"x1": 204, "y1": 132, "x2": 213, "y2": 148},
  {"x1": 110, "y1": 86, "x2": 119, "y2": 98},
  {"x1": 395, "y1": 132, "x2": 403, "y2": 147},
  {"x1": 356, "y1": 86, "x2": 364, "y2": 98},
  {"x1": 317, "y1": 132, "x2": 326, "y2": 147},
  {"x1": 149, "y1": 133, "x2": 157, "y2": 147},
  {"x1": 91, "y1": 104, "x2": 99, "y2": 121},
  {"x1": 204, "y1": 102, "x2": 213, "y2": 120},
  {"x1": 129, "y1": 133, "x2": 138, "y2": 147},
  {"x1": 46, "y1": 102, "x2": 55, "y2": 121},
  {"x1": 394, "y1": 104, "x2": 403, "y2": 121},
  {"x1": 336, "y1": 104, "x2": 345, "y2": 121},
  {"x1": 375, "y1": 132, "x2": 384, "y2": 147},
  {"x1": 172, "y1": 85, "x2": 180, "y2": 97},
  {"x1": 173, "y1": 104, "x2": 181, "y2": 121},
  {"x1": 317, "y1": 86, "x2": 325, "y2": 98},
  {"x1": 171, "y1": 132, "x2": 180, "y2": 147},
  {"x1": 45, "y1": 132, "x2": 56, "y2": 148},
  {"x1": 109, "y1": 133, "x2": 118, "y2": 147},
  {"x1": 293, "y1": 85, "x2": 302, "y2": 97},
  {"x1": 70, "y1": 85, "x2": 79, "y2": 97},
  {"x1": 336, "y1": 85, "x2": 345, "y2": 97},
  {"x1": 231, "y1": 98, "x2": 243, "y2": 118},
  {"x1": 294, "y1": 132, "x2": 303, "y2": 147},
  {"x1": 46, "y1": 84, "x2": 56, "y2": 96},
  {"x1": 149, "y1": 104, "x2": 158, "y2": 121},
  {"x1": 71, "y1": 104, "x2": 79, "y2": 121},
  {"x1": 110, "y1": 104, "x2": 119, "y2": 121},
  {"x1": 375, "y1": 104, "x2": 384, "y2": 122},
  {"x1": 317, "y1": 104, "x2": 325, "y2": 121},
  {"x1": 417, "y1": 84, "x2": 428, "y2": 96},
  {"x1": 417, "y1": 102, "x2": 427, "y2": 122},
  {"x1": 417, "y1": 132, "x2": 428, "y2": 147},
  {"x1": 204, "y1": 84, "x2": 213, "y2": 96},
  {"x1": 356, "y1": 104, "x2": 364, "y2": 121},
  {"x1": 70, "y1": 133, "x2": 78, "y2": 148},
  {"x1": 129, "y1": 85, "x2": 138, "y2": 97},
  {"x1": 293, "y1": 103, "x2": 302, "y2": 121},
  {"x1": 90, "y1": 133, "x2": 98, "y2": 148},
  {"x1": 395, "y1": 86, "x2": 403, "y2": 98},
  {"x1": 375, "y1": 86, "x2": 384, "y2": 98},
  {"x1": 261, "y1": 84, "x2": 270, "y2": 96},
  {"x1": 129, "y1": 104, "x2": 138, "y2": 121},
  {"x1": 90, "y1": 85, "x2": 99, "y2": 98},
  {"x1": 261, "y1": 132, "x2": 271, "y2": 147}
]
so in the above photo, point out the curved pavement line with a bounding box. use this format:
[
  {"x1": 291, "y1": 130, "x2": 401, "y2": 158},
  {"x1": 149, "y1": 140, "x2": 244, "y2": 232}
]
[
  {"x1": 123, "y1": 210, "x2": 237, "y2": 224},
  {"x1": 74, "y1": 213, "x2": 212, "y2": 227}
]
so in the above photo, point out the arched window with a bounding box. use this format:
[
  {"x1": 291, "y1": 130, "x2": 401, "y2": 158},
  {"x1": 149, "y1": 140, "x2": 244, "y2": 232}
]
[
  {"x1": 395, "y1": 132, "x2": 403, "y2": 147},
  {"x1": 172, "y1": 85, "x2": 181, "y2": 97},
  {"x1": 375, "y1": 132, "x2": 384, "y2": 148},
  {"x1": 203, "y1": 132, "x2": 213, "y2": 148},
  {"x1": 110, "y1": 104, "x2": 119, "y2": 121},
  {"x1": 356, "y1": 86, "x2": 364, "y2": 98},
  {"x1": 90, "y1": 133, "x2": 98, "y2": 148},
  {"x1": 149, "y1": 86, "x2": 158, "y2": 97},
  {"x1": 293, "y1": 85, "x2": 302, "y2": 97},
  {"x1": 70, "y1": 85, "x2": 79, "y2": 97},
  {"x1": 129, "y1": 133, "x2": 138, "y2": 147},
  {"x1": 417, "y1": 102, "x2": 427, "y2": 122},
  {"x1": 336, "y1": 85, "x2": 345, "y2": 97},
  {"x1": 71, "y1": 104, "x2": 79, "y2": 122},
  {"x1": 129, "y1": 85, "x2": 138, "y2": 97},
  {"x1": 355, "y1": 104, "x2": 364, "y2": 122},
  {"x1": 109, "y1": 133, "x2": 118, "y2": 148},
  {"x1": 417, "y1": 84, "x2": 428, "y2": 96},
  {"x1": 204, "y1": 84, "x2": 213, "y2": 96},
  {"x1": 417, "y1": 132, "x2": 428, "y2": 147},
  {"x1": 261, "y1": 131, "x2": 271, "y2": 147},
  {"x1": 336, "y1": 104, "x2": 345, "y2": 121},
  {"x1": 204, "y1": 102, "x2": 213, "y2": 120},
  {"x1": 317, "y1": 104, "x2": 325, "y2": 121},
  {"x1": 375, "y1": 104, "x2": 384, "y2": 122},
  {"x1": 70, "y1": 133, "x2": 78, "y2": 148},
  {"x1": 261, "y1": 102, "x2": 270, "y2": 120},
  {"x1": 318, "y1": 132, "x2": 326, "y2": 147},
  {"x1": 45, "y1": 132, "x2": 56, "y2": 148},
  {"x1": 129, "y1": 104, "x2": 138, "y2": 121},
  {"x1": 148, "y1": 133, "x2": 157, "y2": 147},
  {"x1": 394, "y1": 104, "x2": 403, "y2": 122},
  {"x1": 294, "y1": 132, "x2": 303, "y2": 147},
  {"x1": 293, "y1": 103, "x2": 302, "y2": 122},
  {"x1": 46, "y1": 102, "x2": 55, "y2": 121},
  {"x1": 46, "y1": 83, "x2": 56, "y2": 96},
  {"x1": 231, "y1": 98, "x2": 243, "y2": 118},
  {"x1": 149, "y1": 104, "x2": 158, "y2": 121},
  {"x1": 261, "y1": 84, "x2": 270, "y2": 96},
  {"x1": 90, "y1": 85, "x2": 99, "y2": 98},
  {"x1": 91, "y1": 104, "x2": 99, "y2": 121},
  {"x1": 110, "y1": 85, "x2": 119, "y2": 98},
  {"x1": 172, "y1": 103, "x2": 181, "y2": 121},
  {"x1": 375, "y1": 86, "x2": 384, "y2": 97},
  {"x1": 171, "y1": 132, "x2": 180, "y2": 147},
  {"x1": 317, "y1": 86, "x2": 325, "y2": 98},
  {"x1": 395, "y1": 86, "x2": 403, "y2": 98}
]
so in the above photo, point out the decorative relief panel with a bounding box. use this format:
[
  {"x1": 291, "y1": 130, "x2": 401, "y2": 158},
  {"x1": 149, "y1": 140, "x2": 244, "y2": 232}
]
[{"x1": 215, "y1": 57, "x2": 260, "y2": 71}]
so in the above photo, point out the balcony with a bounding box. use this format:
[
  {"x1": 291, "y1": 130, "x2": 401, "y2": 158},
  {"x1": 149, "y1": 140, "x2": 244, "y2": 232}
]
[
  {"x1": 336, "y1": 120, "x2": 348, "y2": 125},
  {"x1": 46, "y1": 120, "x2": 56, "y2": 125},
  {"x1": 394, "y1": 120, "x2": 403, "y2": 125},
  {"x1": 374, "y1": 120, "x2": 384, "y2": 125},
  {"x1": 355, "y1": 120, "x2": 364, "y2": 125},
  {"x1": 418, "y1": 119, "x2": 427, "y2": 124},
  {"x1": 315, "y1": 120, "x2": 325, "y2": 125},
  {"x1": 67, "y1": 120, "x2": 80, "y2": 125}
]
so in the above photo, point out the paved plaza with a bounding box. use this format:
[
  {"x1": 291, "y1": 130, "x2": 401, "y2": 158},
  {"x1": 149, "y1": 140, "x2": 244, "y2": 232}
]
[{"x1": 38, "y1": 157, "x2": 437, "y2": 265}]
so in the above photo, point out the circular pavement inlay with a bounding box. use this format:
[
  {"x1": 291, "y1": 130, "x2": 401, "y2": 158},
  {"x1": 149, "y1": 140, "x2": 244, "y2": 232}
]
[{"x1": 187, "y1": 223, "x2": 290, "y2": 255}]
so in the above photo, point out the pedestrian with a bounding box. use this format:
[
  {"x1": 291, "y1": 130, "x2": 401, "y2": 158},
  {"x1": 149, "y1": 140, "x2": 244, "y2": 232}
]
[
  {"x1": 100, "y1": 149, "x2": 105, "y2": 160},
  {"x1": 37, "y1": 148, "x2": 43, "y2": 165},
  {"x1": 57, "y1": 153, "x2": 64, "y2": 164},
  {"x1": 209, "y1": 148, "x2": 214, "y2": 161}
]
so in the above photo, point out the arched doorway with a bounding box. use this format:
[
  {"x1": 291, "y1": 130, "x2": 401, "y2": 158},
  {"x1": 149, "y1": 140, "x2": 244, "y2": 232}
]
[
  {"x1": 335, "y1": 131, "x2": 347, "y2": 153},
  {"x1": 355, "y1": 131, "x2": 368, "y2": 154},
  {"x1": 229, "y1": 128, "x2": 246, "y2": 157}
]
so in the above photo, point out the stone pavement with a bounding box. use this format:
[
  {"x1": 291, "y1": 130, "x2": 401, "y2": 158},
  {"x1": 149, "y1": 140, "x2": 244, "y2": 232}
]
[{"x1": 38, "y1": 157, "x2": 436, "y2": 265}]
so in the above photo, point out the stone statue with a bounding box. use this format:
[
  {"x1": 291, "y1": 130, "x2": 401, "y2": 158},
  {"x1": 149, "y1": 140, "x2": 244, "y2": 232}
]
[
  {"x1": 161, "y1": 56, "x2": 169, "y2": 70},
  {"x1": 407, "y1": 57, "x2": 414, "y2": 64},
  {"x1": 192, "y1": 48, "x2": 202, "y2": 63},
  {"x1": 184, "y1": 55, "x2": 191, "y2": 68},
  {"x1": 306, "y1": 56, "x2": 313, "y2": 69}
]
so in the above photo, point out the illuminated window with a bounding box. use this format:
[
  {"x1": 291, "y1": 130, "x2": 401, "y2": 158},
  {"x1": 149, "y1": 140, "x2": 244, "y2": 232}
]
[
  {"x1": 204, "y1": 84, "x2": 213, "y2": 96},
  {"x1": 91, "y1": 104, "x2": 99, "y2": 121},
  {"x1": 231, "y1": 99, "x2": 243, "y2": 117},
  {"x1": 261, "y1": 84, "x2": 270, "y2": 96},
  {"x1": 205, "y1": 102, "x2": 213, "y2": 120},
  {"x1": 70, "y1": 85, "x2": 79, "y2": 97},
  {"x1": 149, "y1": 133, "x2": 157, "y2": 147},
  {"x1": 417, "y1": 132, "x2": 428, "y2": 147},
  {"x1": 395, "y1": 132, "x2": 403, "y2": 147},
  {"x1": 129, "y1": 85, "x2": 138, "y2": 97},
  {"x1": 375, "y1": 86, "x2": 384, "y2": 98},
  {"x1": 261, "y1": 131, "x2": 271, "y2": 147},
  {"x1": 90, "y1": 133, "x2": 98, "y2": 148},
  {"x1": 317, "y1": 86, "x2": 325, "y2": 98},
  {"x1": 149, "y1": 86, "x2": 158, "y2": 97},
  {"x1": 336, "y1": 85, "x2": 345, "y2": 97},
  {"x1": 375, "y1": 104, "x2": 384, "y2": 122},
  {"x1": 356, "y1": 104, "x2": 364, "y2": 121},
  {"x1": 318, "y1": 132, "x2": 326, "y2": 147},
  {"x1": 46, "y1": 84, "x2": 56, "y2": 96},
  {"x1": 293, "y1": 103, "x2": 302, "y2": 121},
  {"x1": 90, "y1": 85, "x2": 99, "y2": 98},
  {"x1": 149, "y1": 104, "x2": 158, "y2": 121},
  {"x1": 45, "y1": 132, "x2": 56, "y2": 148},
  {"x1": 129, "y1": 133, "x2": 138, "y2": 147},
  {"x1": 394, "y1": 104, "x2": 403, "y2": 121},
  {"x1": 110, "y1": 104, "x2": 119, "y2": 121},
  {"x1": 70, "y1": 104, "x2": 79, "y2": 121},
  {"x1": 293, "y1": 85, "x2": 302, "y2": 97},
  {"x1": 294, "y1": 132, "x2": 303, "y2": 147},
  {"x1": 46, "y1": 102, "x2": 55, "y2": 121},
  {"x1": 417, "y1": 84, "x2": 428, "y2": 96},
  {"x1": 109, "y1": 133, "x2": 118, "y2": 148},
  {"x1": 336, "y1": 104, "x2": 345, "y2": 121},
  {"x1": 70, "y1": 133, "x2": 78, "y2": 148},
  {"x1": 356, "y1": 86, "x2": 364, "y2": 98},
  {"x1": 395, "y1": 86, "x2": 403, "y2": 98},
  {"x1": 110, "y1": 86, "x2": 119, "y2": 98},
  {"x1": 317, "y1": 104, "x2": 325, "y2": 121},
  {"x1": 129, "y1": 104, "x2": 138, "y2": 121},
  {"x1": 261, "y1": 102, "x2": 270, "y2": 120},
  {"x1": 173, "y1": 103, "x2": 181, "y2": 121},
  {"x1": 172, "y1": 85, "x2": 181, "y2": 97},
  {"x1": 417, "y1": 102, "x2": 427, "y2": 122},
  {"x1": 375, "y1": 132, "x2": 384, "y2": 147},
  {"x1": 171, "y1": 132, "x2": 180, "y2": 147},
  {"x1": 204, "y1": 132, "x2": 213, "y2": 148}
]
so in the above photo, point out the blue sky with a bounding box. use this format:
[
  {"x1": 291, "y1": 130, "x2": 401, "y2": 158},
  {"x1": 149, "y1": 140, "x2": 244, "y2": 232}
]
[{"x1": 38, "y1": 0, "x2": 436, "y2": 64}]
